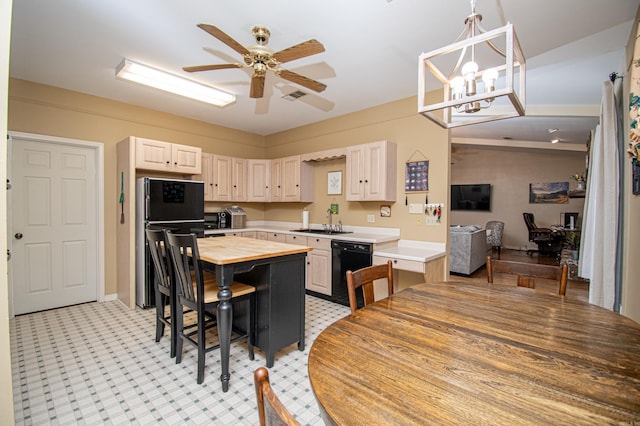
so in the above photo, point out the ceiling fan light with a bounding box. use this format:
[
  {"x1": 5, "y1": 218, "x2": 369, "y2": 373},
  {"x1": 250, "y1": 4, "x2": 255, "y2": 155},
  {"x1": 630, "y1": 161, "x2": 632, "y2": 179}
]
[{"x1": 115, "y1": 58, "x2": 236, "y2": 107}]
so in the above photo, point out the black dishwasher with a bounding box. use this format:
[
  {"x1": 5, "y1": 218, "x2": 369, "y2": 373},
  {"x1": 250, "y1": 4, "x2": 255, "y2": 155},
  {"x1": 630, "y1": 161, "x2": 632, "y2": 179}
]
[{"x1": 331, "y1": 240, "x2": 373, "y2": 308}]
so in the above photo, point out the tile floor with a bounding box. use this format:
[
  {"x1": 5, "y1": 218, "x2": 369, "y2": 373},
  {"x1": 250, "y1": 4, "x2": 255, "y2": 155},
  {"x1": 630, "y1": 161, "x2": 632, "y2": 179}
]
[{"x1": 11, "y1": 295, "x2": 350, "y2": 425}]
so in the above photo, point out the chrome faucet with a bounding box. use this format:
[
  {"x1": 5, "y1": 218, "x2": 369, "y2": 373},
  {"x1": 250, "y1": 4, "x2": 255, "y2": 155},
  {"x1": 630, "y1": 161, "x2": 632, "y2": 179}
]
[{"x1": 326, "y1": 208, "x2": 333, "y2": 230}]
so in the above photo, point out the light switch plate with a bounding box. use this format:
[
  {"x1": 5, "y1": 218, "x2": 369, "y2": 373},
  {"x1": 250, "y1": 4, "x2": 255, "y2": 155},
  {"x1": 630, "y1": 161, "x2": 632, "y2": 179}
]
[{"x1": 409, "y1": 203, "x2": 422, "y2": 214}]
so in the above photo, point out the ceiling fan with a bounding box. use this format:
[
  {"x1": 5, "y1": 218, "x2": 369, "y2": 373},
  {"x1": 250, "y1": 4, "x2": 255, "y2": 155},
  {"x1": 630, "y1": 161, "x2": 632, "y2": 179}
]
[{"x1": 183, "y1": 24, "x2": 327, "y2": 99}]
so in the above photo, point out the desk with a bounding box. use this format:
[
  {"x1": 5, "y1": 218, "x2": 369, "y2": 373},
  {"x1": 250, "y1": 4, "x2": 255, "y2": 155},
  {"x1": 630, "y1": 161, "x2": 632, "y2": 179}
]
[
  {"x1": 308, "y1": 282, "x2": 640, "y2": 424},
  {"x1": 197, "y1": 236, "x2": 311, "y2": 391}
]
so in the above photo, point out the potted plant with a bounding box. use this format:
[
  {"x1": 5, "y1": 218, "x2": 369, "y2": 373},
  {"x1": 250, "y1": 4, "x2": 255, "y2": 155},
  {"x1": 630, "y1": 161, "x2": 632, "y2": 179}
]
[{"x1": 564, "y1": 231, "x2": 580, "y2": 260}]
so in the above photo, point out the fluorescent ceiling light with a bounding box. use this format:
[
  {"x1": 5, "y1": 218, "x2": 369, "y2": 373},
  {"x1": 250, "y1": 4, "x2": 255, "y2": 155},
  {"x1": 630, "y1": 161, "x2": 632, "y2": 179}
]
[{"x1": 115, "y1": 58, "x2": 235, "y2": 107}]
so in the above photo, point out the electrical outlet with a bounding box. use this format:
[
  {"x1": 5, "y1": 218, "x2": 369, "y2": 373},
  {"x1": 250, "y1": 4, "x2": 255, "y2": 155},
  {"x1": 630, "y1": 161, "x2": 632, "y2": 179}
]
[
  {"x1": 367, "y1": 214, "x2": 375, "y2": 223},
  {"x1": 416, "y1": 216, "x2": 423, "y2": 225}
]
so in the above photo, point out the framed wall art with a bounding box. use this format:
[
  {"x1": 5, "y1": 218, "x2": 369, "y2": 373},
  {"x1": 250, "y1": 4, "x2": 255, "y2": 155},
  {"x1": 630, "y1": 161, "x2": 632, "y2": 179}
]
[
  {"x1": 328, "y1": 171, "x2": 342, "y2": 195},
  {"x1": 529, "y1": 182, "x2": 569, "y2": 204}
]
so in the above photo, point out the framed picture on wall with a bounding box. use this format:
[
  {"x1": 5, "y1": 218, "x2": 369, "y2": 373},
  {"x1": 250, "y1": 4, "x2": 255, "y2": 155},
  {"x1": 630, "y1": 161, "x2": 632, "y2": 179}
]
[{"x1": 328, "y1": 171, "x2": 342, "y2": 195}]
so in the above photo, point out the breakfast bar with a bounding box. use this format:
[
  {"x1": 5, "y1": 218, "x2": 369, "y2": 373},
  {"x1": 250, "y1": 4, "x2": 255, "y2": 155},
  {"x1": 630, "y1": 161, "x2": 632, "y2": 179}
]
[{"x1": 196, "y1": 236, "x2": 311, "y2": 391}]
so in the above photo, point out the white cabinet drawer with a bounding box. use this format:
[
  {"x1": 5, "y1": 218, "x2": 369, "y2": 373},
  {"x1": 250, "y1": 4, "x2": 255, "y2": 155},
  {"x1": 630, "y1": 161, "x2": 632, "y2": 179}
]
[
  {"x1": 373, "y1": 255, "x2": 425, "y2": 274},
  {"x1": 306, "y1": 236, "x2": 331, "y2": 250},
  {"x1": 286, "y1": 234, "x2": 308, "y2": 245}
]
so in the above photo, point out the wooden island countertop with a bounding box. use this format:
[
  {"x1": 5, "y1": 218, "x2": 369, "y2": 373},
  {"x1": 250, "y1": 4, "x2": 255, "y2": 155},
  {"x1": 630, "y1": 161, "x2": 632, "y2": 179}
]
[{"x1": 197, "y1": 236, "x2": 312, "y2": 265}]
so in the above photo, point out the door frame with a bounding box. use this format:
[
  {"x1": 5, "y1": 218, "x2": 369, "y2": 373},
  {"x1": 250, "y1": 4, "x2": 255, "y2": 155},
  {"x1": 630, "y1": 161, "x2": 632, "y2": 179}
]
[{"x1": 7, "y1": 131, "x2": 105, "y2": 318}]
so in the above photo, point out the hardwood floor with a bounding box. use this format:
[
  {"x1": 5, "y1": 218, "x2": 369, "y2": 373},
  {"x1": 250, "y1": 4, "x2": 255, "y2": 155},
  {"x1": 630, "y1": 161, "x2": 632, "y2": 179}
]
[{"x1": 450, "y1": 249, "x2": 590, "y2": 303}]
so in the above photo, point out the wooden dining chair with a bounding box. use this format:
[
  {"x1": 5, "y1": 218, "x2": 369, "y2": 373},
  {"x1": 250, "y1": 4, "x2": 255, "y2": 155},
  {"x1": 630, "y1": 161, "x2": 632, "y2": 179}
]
[
  {"x1": 254, "y1": 367, "x2": 301, "y2": 426},
  {"x1": 145, "y1": 228, "x2": 179, "y2": 358},
  {"x1": 346, "y1": 260, "x2": 394, "y2": 315},
  {"x1": 486, "y1": 256, "x2": 569, "y2": 296},
  {"x1": 165, "y1": 232, "x2": 256, "y2": 384}
]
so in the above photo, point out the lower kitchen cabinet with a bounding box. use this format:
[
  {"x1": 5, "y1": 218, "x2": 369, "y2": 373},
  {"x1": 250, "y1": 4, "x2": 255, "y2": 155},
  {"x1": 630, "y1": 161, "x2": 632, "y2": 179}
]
[
  {"x1": 306, "y1": 237, "x2": 332, "y2": 295},
  {"x1": 267, "y1": 232, "x2": 286, "y2": 243}
]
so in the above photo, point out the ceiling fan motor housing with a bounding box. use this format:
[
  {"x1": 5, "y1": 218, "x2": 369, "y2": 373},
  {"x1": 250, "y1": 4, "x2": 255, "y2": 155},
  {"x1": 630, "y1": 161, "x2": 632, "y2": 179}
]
[{"x1": 252, "y1": 26, "x2": 270, "y2": 45}]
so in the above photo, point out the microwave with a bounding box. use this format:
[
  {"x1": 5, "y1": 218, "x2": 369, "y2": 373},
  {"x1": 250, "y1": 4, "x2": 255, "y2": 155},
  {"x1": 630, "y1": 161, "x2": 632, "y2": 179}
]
[{"x1": 204, "y1": 211, "x2": 229, "y2": 229}]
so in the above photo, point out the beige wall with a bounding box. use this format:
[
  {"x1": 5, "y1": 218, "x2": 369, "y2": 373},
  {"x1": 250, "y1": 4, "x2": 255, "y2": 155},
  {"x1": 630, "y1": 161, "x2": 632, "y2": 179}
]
[
  {"x1": 263, "y1": 96, "x2": 450, "y2": 242},
  {"x1": 450, "y1": 145, "x2": 587, "y2": 250},
  {"x1": 8, "y1": 78, "x2": 267, "y2": 296},
  {"x1": 7, "y1": 79, "x2": 451, "y2": 296}
]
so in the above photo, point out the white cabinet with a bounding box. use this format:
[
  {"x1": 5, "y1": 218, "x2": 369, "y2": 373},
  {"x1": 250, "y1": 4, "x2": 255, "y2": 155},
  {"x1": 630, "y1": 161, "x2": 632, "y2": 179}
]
[
  {"x1": 346, "y1": 140, "x2": 396, "y2": 201},
  {"x1": 231, "y1": 157, "x2": 247, "y2": 201},
  {"x1": 306, "y1": 236, "x2": 332, "y2": 295},
  {"x1": 271, "y1": 155, "x2": 313, "y2": 202},
  {"x1": 256, "y1": 231, "x2": 269, "y2": 241},
  {"x1": 247, "y1": 159, "x2": 271, "y2": 202},
  {"x1": 135, "y1": 137, "x2": 201, "y2": 174},
  {"x1": 195, "y1": 153, "x2": 214, "y2": 201},
  {"x1": 267, "y1": 232, "x2": 286, "y2": 243},
  {"x1": 195, "y1": 154, "x2": 246, "y2": 202}
]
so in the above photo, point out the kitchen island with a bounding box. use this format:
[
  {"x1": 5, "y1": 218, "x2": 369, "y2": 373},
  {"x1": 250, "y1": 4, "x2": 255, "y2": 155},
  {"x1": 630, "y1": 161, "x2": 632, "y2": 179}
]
[{"x1": 196, "y1": 236, "x2": 311, "y2": 391}]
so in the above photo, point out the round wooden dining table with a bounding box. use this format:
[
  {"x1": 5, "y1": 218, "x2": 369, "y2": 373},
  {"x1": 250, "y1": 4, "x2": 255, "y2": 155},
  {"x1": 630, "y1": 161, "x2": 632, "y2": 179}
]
[{"x1": 308, "y1": 282, "x2": 640, "y2": 425}]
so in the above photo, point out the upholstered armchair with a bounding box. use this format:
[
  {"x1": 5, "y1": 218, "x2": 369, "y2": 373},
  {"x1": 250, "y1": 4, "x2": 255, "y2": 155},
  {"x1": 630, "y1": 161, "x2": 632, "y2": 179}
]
[
  {"x1": 523, "y1": 213, "x2": 565, "y2": 257},
  {"x1": 485, "y1": 221, "x2": 504, "y2": 255}
]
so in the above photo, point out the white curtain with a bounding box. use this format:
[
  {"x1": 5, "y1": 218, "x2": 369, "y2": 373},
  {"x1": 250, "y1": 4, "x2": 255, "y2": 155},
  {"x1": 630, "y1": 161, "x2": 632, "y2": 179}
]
[{"x1": 579, "y1": 81, "x2": 619, "y2": 309}]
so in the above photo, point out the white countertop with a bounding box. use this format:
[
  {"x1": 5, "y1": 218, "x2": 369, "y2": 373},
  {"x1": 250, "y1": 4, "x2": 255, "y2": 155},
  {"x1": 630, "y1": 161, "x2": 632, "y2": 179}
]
[
  {"x1": 373, "y1": 240, "x2": 446, "y2": 263},
  {"x1": 205, "y1": 221, "x2": 401, "y2": 244}
]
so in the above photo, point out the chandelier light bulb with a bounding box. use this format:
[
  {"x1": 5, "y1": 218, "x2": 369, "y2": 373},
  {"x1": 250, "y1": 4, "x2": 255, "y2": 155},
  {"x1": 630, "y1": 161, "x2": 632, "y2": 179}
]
[
  {"x1": 461, "y1": 61, "x2": 478, "y2": 96},
  {"x1": 482, "y1": 68, "x2": 499, "y2": 92},
  {"x1": 450, "y1": 76, "x2": 465, "y2": 100},
  {"x1": 461, "y1": 61, "x2": 478, "y2": 81}
]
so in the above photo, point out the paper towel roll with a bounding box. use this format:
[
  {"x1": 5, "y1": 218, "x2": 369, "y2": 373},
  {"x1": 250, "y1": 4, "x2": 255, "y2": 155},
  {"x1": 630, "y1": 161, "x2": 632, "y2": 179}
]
[{"x1": 302, "y1": 210, "x2": 309, "y2": 229}]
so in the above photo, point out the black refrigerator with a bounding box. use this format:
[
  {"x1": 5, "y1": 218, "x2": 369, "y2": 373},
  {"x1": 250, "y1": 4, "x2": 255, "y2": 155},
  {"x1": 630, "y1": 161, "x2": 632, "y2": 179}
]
[{"x1": 135, "y1": 177, "x2": 204, "y2": 308}]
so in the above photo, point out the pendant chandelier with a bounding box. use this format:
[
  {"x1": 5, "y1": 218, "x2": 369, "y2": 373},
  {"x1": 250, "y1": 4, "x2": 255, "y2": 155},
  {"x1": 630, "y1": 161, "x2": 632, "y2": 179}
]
[{"x1": 418, "y1": 0, "x2": 526, "y2": 128}]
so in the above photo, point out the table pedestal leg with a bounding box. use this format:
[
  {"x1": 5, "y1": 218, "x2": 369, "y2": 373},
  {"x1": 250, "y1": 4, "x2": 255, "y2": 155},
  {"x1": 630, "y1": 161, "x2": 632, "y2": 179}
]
[{"x1": 216, "y1": 265, "x2": 233, "y2": 392}]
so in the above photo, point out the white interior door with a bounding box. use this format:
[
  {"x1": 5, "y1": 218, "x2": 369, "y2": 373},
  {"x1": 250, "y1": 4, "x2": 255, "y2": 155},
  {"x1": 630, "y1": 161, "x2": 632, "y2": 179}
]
[{"x1": 10, "y1": 135, "x2": 99, "y2": 315}]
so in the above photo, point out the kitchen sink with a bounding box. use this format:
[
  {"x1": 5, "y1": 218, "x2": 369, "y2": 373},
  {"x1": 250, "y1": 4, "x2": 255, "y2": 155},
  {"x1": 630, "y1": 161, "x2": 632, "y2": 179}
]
[{"x1": 290, "y1": 229, "x2": 353, "y2": 235}]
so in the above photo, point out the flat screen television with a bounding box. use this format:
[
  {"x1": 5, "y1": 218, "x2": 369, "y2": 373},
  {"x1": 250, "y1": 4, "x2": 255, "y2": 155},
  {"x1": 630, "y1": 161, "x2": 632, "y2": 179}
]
[{"x1": 451, "y1": 184, "x2": 491, "y2": 211}]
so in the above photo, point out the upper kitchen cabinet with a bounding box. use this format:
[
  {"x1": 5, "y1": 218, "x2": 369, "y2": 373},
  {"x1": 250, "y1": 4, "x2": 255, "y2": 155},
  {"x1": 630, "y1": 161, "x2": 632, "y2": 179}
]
[
  {"x1": 195, "y1": 154, "x2": 246, "y2": 202},
  {"x1": 231, "y1": 157, "x2": 247, "y2": 201},
  {"x1": 194, "y1": 153, "x2": 214, "y2": 201},
  {"x1": 346, "y1": 140, "x2": 397, "y2": 202},
  {"x1": 134, "y1": 137, "x2": 201, "y2": 174},
  {"x1": 247, "y1": 159, "x2": 271, "y2": 202},
  {"x1": 212, "y1": 155, "x2": 246, "y2": 202},
  {"x1": 271, "y1": 155, "x2": 313, "y2": 202}
]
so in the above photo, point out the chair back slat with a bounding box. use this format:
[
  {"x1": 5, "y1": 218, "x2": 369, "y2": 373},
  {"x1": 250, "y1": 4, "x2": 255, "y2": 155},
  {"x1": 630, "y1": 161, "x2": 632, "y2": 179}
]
[
  {"x1": 486, "y1": 256, "x2": 568, "y2": 296},
  {"x1": 346, "y1": 260, "x2": 394, "y2": 315},
  {"x1": 145, "y1": 229, "x2": 171, "y2": 292},
  {"x1": 166, "y1": 232, "x2": 204, "y2": 305},
  {"x1": 254, "y1": 367, "x2": 300, "y2": 426}
]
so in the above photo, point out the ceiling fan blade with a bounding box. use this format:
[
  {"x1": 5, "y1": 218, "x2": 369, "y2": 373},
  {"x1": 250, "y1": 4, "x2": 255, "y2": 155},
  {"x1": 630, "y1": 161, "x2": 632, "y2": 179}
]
[
  {"x1": 183, "y1": 63, "x2": 243, "y2": 72},
  {"x1": 273, "y1": 39, "x2": 325, "y2": 64},
  {"x1": 250, "y1": 74, "x2": 265, "y2": 98},
  {"x1": 197, "y1": 23, "x2": 250, "y2": 56},
  {"x1": 278, "y1": 69, "x2": 326, "y2": 93}
]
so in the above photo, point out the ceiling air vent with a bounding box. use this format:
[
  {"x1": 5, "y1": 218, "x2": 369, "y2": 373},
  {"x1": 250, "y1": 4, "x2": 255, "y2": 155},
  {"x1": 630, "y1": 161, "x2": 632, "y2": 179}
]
[{"x1": 282, "y1": 90, "x2": 307, "y2": 101}]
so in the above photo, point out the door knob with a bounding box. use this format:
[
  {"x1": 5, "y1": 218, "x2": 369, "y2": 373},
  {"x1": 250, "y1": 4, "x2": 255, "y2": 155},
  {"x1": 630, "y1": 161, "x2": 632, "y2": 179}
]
[{"x1": 15, "y1": 233, "x2": 23, "y2": 239}]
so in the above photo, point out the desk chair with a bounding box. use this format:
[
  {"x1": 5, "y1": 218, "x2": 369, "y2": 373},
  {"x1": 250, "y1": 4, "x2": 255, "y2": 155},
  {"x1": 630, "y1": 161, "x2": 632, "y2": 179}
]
[
  {"x1": 254, "y1": 367, "x2": 301, "y2": 426},
  {"x1": 523, "y1": 213, "x2": 565, "y2": 258},
  {"x1": 346, "y1": 260, "x2": 393, "y2": 315},
  {"x1": 486, "y1": 256, "x2": 568, "y2": 296},
  {"x1": 165, "y1": 232, "x2": 255, "y2": 384}
]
